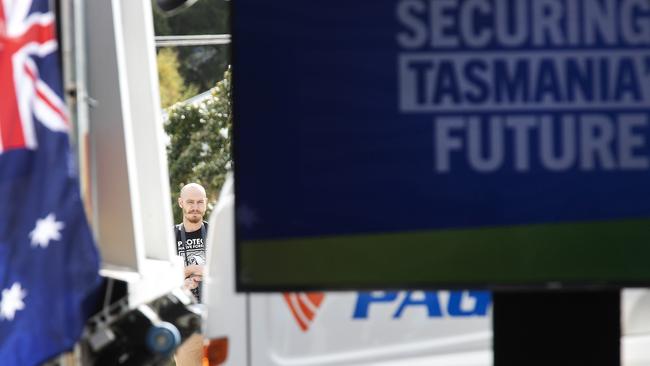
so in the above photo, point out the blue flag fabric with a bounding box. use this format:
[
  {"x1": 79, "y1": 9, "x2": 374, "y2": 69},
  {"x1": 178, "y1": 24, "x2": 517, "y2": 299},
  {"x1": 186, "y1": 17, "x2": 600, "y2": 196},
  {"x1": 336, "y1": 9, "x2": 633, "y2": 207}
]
[{"x1": 0, "y1": 0, "x2": 102, "y2": 365}]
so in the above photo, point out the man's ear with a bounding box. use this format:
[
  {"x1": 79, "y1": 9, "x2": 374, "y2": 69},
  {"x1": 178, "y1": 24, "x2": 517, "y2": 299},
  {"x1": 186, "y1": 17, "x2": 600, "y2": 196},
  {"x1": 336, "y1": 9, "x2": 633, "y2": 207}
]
[{"x1": 178, "y1": 197, "x2": 183, "y2": 208}]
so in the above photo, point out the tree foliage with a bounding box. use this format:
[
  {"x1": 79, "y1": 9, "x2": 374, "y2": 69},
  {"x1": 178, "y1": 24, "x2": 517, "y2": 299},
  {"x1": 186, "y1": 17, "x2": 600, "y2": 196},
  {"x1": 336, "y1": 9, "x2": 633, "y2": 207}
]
[
  {"x1": 165, "y1": 67, "x2": 232, "y2": 223},
  {"x1": 157, "y1": 48, "x2": 198, "y2": 108},
  {"x1": 152, "y1": 0, "x2": 230, "y2": 92}
]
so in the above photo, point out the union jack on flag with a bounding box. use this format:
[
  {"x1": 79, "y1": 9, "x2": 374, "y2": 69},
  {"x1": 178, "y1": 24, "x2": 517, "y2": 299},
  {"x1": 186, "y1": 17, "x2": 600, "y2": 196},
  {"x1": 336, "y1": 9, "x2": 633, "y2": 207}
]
[
  {"x1": 0, "y1": 0, "x2": 101, "y2": 365},
  {"x1": 0, "y1": 0, "x2": 69, "y2": 152}
]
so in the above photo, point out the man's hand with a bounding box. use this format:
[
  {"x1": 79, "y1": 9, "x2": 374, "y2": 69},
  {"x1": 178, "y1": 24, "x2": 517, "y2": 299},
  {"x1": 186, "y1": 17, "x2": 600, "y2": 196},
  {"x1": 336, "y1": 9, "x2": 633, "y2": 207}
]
[
  {"x1": 184, "y1": 264, "x2": 203, "y2": 278},
  {"x1": 183, "y1": 265, "x2": 204, "y2": 290},
  {"x1": 184, "y1": 275, "x2": 202, "y2": 290}
]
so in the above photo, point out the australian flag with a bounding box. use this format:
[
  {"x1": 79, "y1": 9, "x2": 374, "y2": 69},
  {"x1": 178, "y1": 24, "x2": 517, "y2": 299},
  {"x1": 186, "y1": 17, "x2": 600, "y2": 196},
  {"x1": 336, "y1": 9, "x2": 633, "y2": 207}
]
[{"x1": 0, "y1": 0, "x2": 101, "y2": 365}]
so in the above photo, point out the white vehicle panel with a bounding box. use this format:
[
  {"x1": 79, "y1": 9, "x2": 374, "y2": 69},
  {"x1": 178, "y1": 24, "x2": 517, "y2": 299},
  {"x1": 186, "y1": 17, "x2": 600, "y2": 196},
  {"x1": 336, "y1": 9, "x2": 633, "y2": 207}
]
[{"x1": 250, "y1": 291, "x2": 491, "y2": 366}]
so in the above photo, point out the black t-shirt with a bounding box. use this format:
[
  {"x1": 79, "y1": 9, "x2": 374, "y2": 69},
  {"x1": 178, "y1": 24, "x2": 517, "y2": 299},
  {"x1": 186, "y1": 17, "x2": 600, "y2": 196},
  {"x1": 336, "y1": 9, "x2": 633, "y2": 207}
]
[{"x1": 175, "y1": 222, "x2": 208, "y2": 301}]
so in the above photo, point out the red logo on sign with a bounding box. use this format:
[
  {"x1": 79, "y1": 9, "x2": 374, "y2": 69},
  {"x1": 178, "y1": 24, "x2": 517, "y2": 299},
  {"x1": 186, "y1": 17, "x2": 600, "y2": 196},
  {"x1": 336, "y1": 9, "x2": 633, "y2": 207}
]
[{"x1": 283, "y1": 292, "x2": 325, "y2": 332}]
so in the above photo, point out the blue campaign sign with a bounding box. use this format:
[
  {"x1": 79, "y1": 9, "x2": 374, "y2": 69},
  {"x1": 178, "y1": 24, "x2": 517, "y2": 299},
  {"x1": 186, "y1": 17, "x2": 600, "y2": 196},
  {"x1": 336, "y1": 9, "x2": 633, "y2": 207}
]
[{"x1": 233, "y1": 0, "x2": 650, "y2": 290}]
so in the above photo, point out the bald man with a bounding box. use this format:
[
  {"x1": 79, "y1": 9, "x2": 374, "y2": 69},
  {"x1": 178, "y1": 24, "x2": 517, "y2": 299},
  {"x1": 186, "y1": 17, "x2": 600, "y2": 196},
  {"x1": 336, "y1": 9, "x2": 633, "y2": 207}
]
[
  {"x1": 175, "y1": 183, "x2": 209, "y2": 301},
  {"x1": 174, "y1": 183, "x2": 208, "y2": 366}
]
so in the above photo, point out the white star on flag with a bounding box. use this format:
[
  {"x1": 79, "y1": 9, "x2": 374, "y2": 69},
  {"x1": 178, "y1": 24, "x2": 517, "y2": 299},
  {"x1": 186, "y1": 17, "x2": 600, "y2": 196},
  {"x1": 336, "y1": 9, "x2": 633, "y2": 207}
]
[
  {"x1": 0, "y1": 283, "x2": 27, "y2": 321},
  {"x1": 29, "y1": 213, "x2": 64, "y2": 248}
]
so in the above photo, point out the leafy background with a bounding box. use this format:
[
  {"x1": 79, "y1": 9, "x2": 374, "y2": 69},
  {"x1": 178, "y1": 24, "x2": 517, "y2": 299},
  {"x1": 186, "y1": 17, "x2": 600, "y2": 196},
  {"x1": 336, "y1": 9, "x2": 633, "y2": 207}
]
[
  {"x1": 164, "y1": 69, "x2": 232, "y2": 221},
  {"x1": 153, "y1": 0, "x2": 232, "y2": 223}
]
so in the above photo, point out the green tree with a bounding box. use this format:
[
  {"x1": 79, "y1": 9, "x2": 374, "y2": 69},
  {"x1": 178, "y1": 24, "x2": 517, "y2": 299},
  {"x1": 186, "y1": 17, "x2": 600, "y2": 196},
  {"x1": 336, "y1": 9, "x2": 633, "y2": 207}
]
[
  {"x1": 165, "y1": 67, "x2": 232, "y2": 223},
  {"x1": 152, "y1": 0, "x2": 230, "y2": 92},
  {"x1": 152, "y1": 0, "x2": 229, "y2": 36},
  {"x1": 151, "y1": 2, "x2": 171, "y2": 35},
  {"x1": 157, "y1": 48, "x2": 198, "y2": 108}
]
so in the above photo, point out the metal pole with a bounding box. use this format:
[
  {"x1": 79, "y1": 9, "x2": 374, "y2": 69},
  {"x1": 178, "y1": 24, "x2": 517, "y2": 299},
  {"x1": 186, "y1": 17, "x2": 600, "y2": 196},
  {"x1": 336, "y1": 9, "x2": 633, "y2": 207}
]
[{"x1": 154, "y1": 34, "x2": 231, "y2": 47}]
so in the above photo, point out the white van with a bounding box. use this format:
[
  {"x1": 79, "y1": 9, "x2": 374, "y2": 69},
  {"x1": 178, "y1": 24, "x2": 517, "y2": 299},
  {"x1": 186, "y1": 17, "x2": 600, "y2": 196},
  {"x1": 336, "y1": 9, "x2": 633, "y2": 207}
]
[{"x1": 201, "y1": 176, "x2": 650, "y2": 366}]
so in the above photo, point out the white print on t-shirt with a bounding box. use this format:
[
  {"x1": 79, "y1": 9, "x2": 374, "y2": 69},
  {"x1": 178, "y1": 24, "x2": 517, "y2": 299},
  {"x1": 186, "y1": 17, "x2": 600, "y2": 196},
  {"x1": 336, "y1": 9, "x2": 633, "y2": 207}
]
[{"x1": 177, "y1": 238, "x2": 204, "y2": 250}]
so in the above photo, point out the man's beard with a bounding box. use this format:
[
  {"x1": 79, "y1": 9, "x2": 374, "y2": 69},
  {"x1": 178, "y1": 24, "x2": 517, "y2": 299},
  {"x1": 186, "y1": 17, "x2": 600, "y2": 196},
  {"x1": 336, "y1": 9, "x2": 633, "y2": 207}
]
[{"x1": 186, "y1": 213, "x2": 202, "y2": 223}]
